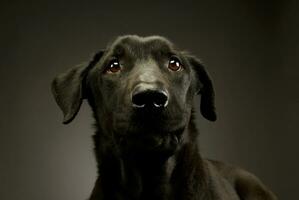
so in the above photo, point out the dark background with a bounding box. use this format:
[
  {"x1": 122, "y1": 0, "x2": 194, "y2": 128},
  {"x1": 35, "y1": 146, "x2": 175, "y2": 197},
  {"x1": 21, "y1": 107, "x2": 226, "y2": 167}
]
[{"x1": 1, "y1": 0, "x2": 298, "y2": 199}]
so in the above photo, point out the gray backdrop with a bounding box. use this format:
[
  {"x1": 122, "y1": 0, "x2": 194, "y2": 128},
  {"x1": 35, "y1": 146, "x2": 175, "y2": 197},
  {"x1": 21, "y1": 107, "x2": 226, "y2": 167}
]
[{"x1": 1, "y1": 0, "x2": 298, "y2": 199}]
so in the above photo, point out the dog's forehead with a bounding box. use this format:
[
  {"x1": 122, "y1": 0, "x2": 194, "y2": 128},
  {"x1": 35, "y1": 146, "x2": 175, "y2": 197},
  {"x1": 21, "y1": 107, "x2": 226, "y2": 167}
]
[{"x1": 108, "y1": 35, "x2": 175, "y2": 57}]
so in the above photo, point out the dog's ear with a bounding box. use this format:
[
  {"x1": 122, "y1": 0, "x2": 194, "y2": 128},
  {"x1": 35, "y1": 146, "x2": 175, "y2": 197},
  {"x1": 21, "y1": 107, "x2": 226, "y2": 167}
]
[
  {"x1": 51, "y1": 51, "x2": 104, "y2": 124},
  {"x1": 188, "y1": 55, "x2": 217, "y2": 121}
]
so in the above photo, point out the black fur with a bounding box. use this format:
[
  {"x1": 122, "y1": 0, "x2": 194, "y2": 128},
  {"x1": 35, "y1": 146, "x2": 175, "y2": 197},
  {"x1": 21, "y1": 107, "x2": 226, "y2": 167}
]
[{"x1": 52, "y1": 35, "x2": 277, "y2": 200}]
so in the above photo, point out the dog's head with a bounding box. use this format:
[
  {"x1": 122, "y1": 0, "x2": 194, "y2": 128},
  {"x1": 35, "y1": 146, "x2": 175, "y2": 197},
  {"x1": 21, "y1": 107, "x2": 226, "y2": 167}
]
[{"x1": 52, "y1": 35, "x2": 216, "y2": 156}]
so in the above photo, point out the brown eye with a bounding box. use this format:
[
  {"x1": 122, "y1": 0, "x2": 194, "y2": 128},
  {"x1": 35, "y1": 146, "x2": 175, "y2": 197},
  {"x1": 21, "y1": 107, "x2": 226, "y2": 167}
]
[
  {"x1": 168, "y1": 57, "x2": 182, "y2": 71},
  {"x1": 106, "y1": 59, "x2": 121, "y2": 73}
]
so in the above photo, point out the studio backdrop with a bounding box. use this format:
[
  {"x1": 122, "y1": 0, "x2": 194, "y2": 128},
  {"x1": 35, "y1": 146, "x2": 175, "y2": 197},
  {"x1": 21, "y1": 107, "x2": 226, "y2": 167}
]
[{"x1": 0, "y1": 1, "x2": 298, "y2": 200}]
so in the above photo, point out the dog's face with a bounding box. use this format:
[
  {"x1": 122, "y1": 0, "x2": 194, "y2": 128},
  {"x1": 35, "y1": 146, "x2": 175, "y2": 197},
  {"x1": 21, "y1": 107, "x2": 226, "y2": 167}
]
[{"x1": 52, "y1": 35, "x2": 216, "y2": 156}]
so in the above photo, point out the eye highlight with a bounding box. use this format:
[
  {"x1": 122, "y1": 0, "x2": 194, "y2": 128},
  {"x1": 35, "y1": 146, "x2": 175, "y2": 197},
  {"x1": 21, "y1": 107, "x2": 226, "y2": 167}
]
[
  {"x1": 106, "y1": 59, "x2": 121, "y2": 73},
  {"x1": 168, "y1": 56, "x2": 183, "y2": 71}
]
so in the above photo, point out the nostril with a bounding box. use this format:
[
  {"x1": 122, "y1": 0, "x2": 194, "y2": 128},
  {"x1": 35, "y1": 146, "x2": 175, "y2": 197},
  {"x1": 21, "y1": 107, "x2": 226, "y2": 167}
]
[
  {"x1": 152, "y1": 91, "x2": 168, "y2": 108},
  {"x1": 132, "y1": 92, "x2": 147, "y2": 108},
  {"x1": 131, "y1": 90, "x2": 168, "y2": 108}
]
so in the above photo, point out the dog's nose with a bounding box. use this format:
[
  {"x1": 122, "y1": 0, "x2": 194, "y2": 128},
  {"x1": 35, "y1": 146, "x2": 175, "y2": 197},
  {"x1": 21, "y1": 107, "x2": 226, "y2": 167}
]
[{"x1": 131, "y1": 85, "x2": 168, "y2": 108}]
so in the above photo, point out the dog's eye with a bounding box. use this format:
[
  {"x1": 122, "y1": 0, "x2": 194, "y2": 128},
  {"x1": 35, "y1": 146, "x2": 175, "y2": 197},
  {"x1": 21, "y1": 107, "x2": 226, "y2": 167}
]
[
  {"x1": 106, "y1": 59, "x2": 121, "y2": 73},
  {"x1": 168, "y1": 57, "x2": 182, "y2": 71}
]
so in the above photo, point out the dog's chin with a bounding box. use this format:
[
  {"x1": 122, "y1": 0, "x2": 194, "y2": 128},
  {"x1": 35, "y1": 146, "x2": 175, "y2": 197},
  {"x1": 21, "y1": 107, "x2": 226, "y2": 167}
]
[
  {"x1": 118, "y1": 126, "x2": 185, "y2": 158},
  {"x1": 113, "y1": 110, "x2": 187, "y2": 157}
]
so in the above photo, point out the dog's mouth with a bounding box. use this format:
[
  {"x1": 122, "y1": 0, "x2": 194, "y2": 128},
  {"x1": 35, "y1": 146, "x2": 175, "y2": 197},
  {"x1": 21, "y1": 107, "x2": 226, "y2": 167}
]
[
  {"x1": 112, "y1": 106, "x2": 188, "y2": 156},
  {"x1": 117, "y1": 126, "x2": 185, "y2": 157}
]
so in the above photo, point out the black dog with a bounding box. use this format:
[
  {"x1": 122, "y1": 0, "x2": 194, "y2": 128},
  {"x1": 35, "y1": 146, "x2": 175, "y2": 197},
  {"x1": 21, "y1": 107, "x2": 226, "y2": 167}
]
[{"x1": 52, "y1": 35, "x2": 277, "y2": 200}]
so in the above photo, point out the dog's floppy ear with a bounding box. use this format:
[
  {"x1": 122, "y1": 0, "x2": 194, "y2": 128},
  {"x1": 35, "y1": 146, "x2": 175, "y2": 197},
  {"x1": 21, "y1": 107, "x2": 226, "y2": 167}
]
[
  {"x1": 188, "y1": 55, "x2": 217, "y2": 121},
  {"x1": 51, "y1": 51, "x2": 104, "y2": 124}
]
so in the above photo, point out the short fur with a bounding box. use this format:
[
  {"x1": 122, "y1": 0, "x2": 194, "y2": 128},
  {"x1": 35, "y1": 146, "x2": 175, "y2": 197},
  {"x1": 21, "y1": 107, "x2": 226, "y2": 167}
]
[{"x1": 52, "y1": 35, "x2": 277, "y2": 200}]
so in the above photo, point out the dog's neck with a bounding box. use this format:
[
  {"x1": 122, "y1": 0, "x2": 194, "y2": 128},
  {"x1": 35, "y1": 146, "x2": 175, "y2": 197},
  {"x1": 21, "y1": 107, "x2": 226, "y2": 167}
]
[
  {"x1": 92, "y1": 117, "x2": 211, "y2": 200},
  {"x1": 119, "y1": 152, "x2": 176, "y2": 199},
  {"x1": 97, "y1": 142, "x2": 202, "y2": 200}
]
